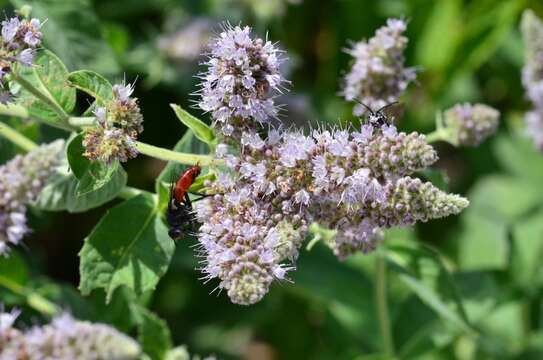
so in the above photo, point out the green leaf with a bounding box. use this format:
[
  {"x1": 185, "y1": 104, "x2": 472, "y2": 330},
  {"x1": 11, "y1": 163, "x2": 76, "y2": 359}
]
[
  {"x1": 385, "y1": 244, "x2": 473, "y2": 334},
  {"x1": 511, "y1": 210, "x2": 543, "y2": 289},
  {"x1": 35, "y1": 157, "x2": 127, "y2": 213},
  {"x1": 79, "y1": 194, "x2": 175, "y2": 302},
  {"x1": 457, "y1": 214, "x2": 509, "y2": 271},
  {"x1": 68, "y1": 70, "x2": 114, "y2": 104},
  {"x1": 12, "y1": 0, "x2": 120, "y2": 76},
  {"x1": 66, "y1": 133, "x2": 91, "y2": 179},
  {"x1": 17, "y1": 49, "x2": 76, "y2": 123},
  {"x1": 0, "y1": 251, "x2": 29, "y2": 286},
  {"x1": 134, "y1": 306, "x2": 173, "y2": 360},
  {"x1": 467, "y1": 175, "x2": 541, "y2": 224},
  {"x1": 493, "y1": 135, "x2": 543, "y2": 185},
  {"x1": 170, "y1": 104, "x2": 215, "y2": 146},
  {"x1": 76, "y1": 161, "x2": 122, "y2": 196}
]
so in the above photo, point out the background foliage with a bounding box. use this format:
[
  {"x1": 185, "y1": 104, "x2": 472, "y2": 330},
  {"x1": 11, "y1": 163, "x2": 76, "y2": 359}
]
[{"x1": 2, "y1": 0, "x2": 543, "y2": 359}]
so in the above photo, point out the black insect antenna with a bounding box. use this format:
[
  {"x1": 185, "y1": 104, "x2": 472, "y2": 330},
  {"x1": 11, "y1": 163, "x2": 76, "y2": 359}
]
[
  {"x1": 376, "y1": 101, "x2": 399, "y2": 114},
  {"x1": 353, "y1": 99, "x2": 375, "y2": 115}
]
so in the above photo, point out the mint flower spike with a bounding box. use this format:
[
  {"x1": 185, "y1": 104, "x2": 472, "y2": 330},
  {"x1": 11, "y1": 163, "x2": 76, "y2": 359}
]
[
  {"x1": 195, "y1": 122, "x2": 467, "y2": 304},
  {"x1": 0, "y1": 16, "x2": 43, "y2": 104},
  {"x1": 342, "y1": 18, "x2": 416, "y2": 116},
  {"x1": 0, "y1": 140, "x2": 64, "y2": 256},
  {"x1": 521, "y1": 10, "x2": 543, "y2": 151},
  {"x1": 442, "y1": 103, "x2": 500, "y2": 147},
  {"x1": 82, "y1": 81, "x2": 143, "y2": 164},
  {"x1": 0, "y1": 311, "x2": 141, "y2": 359},
  {"x1": 197, "y1": 23, "x2": 285, "y2": 140}
]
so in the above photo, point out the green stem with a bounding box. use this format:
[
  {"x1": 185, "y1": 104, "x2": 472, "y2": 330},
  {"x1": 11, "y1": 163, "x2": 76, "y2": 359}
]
[
  {"x1": 376, "y1": 254, "x2": 395, "y2": 357},
  {"x1": 0, "y1": 120, "x2": 38, "y2": 151},
  {"x1": 11, "y1": 73, "x2": 71, "y2": 125},
  {"x1": 68, "y1": 116, "x2": 96, "y2": 128},
  {"x1": 0, "y1": 274, "x2": 60, "y2": 316},
  {"x1": 135, "y1": 141, "x2": 215, "y2": 166}
]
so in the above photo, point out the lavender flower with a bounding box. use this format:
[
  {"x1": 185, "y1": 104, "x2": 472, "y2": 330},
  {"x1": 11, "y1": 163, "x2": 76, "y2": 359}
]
[
  {"x1": 197, "y1": 24, "x2": 285, "y2": 139},
  {"x1": 442, "y1": 103, "x2": 500, "y2": 146},
  {"x1": 0, "y1": 311, "x2": 141, "y2": 359},
  {"x1": 0, "y1": 140, "x2": 64, "y2": 256},
  {"x1": 342, "y1": 18, "x2": 416, "y2": 116},
  {"x1": 0, "y1": 16, "x2": 43, "y2": 103},
  {"x1": 82, "y1": 82, "x2": 143, "y2": 163},
  {"x1": 521, "y1": 10, "x2": 543, "y2": 151},
  {"x1": 195, "y1": 125, "x2": 467, "y2": 303}
]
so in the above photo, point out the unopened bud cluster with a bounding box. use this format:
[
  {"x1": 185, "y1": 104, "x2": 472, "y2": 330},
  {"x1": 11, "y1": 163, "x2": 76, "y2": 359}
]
[
  {"x1": 522, "y1": 10, "x2": 543, "y2": 150},
  {"x1": 0, "y1": 310, "x2": 141, "y2": 359},
  {"x1": 197, "y1": 24, "x2": 284, "y2": 139},
  {"x1": 442, "y1": 103, "x2": 500, "y2": 146},
  {"x1": 0, "y1": 16, "x2": 42, "y2": 103},
  {"x1": 0, "y1": 140, "x2": 64, "y2": 256},
  {"x1": 83, "y1": 83, "x2": 143, "y2": 164},
  {"x1": 342, "y1": 18, "x2": 416, "y2": 116}
]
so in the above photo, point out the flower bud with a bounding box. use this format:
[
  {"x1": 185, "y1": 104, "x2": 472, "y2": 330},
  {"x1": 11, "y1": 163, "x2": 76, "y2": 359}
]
[{"x1": 443, "y1": 103, "x2": 499, "y2": 146}]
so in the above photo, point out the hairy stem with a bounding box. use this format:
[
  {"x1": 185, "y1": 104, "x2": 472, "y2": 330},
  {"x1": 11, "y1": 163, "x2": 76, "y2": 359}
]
[
  {"x1": 0, "y1": 120, "x2": 38, "y2": 151},
  {"x1": 0, "y1": 274, "x2": 60, "y2": 316},
  {"x1": 68, "y1": 116, "x2": 96, "y2": 128},
  {"x1": 375, "y1": 254, "x2": 395, "y2": 357},
  {"x1": 135, "y1": 141, "x2": 215, "y2": 166}
]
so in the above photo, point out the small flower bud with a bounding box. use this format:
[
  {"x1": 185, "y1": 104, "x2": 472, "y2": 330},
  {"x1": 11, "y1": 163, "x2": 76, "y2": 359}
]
[{"x1": 443, "y1": 103, "x2": 500, "y2": 146}]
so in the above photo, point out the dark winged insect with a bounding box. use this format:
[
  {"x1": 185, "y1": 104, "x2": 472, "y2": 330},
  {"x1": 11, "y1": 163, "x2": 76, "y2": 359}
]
[
  {"x1": 167, "y1": 165, "x2": 202, "y2": 240},
  {"x1": 355, "y1": 100, "x2": 400, "y2": 127}
]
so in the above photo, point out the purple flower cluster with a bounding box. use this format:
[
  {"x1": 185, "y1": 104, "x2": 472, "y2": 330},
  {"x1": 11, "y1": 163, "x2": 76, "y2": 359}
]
[
  {"x1": 0, "y1": 17, "x2": 43, "y2": 103},
  {"x1": 442, "y1": 103, "x2": 500, "y2": 146},
  {"x1": 0, "y1": 140, "x2": 64, "y2": 256},
  {"x1": 342, "y1": 18, "x2": 416, "y2": 116},
  {"x1": 521, "y1": 10, "x2": 543, "y2": 150},
  {"x1": 197, "y1": 24, "x2": 284, "y2": 139},
  {"x1": 83, "y1": 83, "x2": 143, "y2": 164},
  {"x1": 0, "y1": 311, "x2": 141, "y2": 359},
  {"x1": 195, "y1": 125, "x2": 468, "y2": 304}
]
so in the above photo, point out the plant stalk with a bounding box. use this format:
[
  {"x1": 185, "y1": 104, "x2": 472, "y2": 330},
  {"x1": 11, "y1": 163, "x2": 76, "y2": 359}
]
[
  {"x1": 0, "y1": 274, "x2": 59, "y2": 316},
  {"x1": 0, "y1": 120, "x2": 38, "y2": 151},
  {"x1": 135, "y1": 141, "x2": 215, "y2": 166},
  {"x1": 375, "y1": 254, "x2": 395, "y2": 357}
]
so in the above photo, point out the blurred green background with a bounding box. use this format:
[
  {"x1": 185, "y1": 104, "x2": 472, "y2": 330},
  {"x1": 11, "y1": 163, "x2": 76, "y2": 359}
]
[{"x1": 3, "y1": 0, "x2": 543, "y2": 359}]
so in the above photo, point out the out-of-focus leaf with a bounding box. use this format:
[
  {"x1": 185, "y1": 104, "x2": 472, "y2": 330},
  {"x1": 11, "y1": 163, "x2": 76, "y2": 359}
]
[
  {"x1": 293, "y1": 246, "x2": 379, "y2": 349},
  {"x1": 416, "y1": 0, "x2": 462, "y2": 71},
  {"x1": 477, "y1": 301, "x2": 523, "y2": 354},
  {"x1": 35, "y1": 157, "x2": 126, "y2": 213},
  {"x1": 17, "y1": 49, "x2": 76, "y2": 123},
  {"x1": 133, "y1": 306, "x2": 173, "y2": 360},
  {"x1": 511, "y1": 209, "x2": 543, "y2": 289},
  {"x1": 457, "y1": 214, "x2": 509, "y2": 271},
  {"x1": 386, "y1": 244, "x2": 473, "y2": 333},
  {"x1": 467, "y1": 175, "x2": 541, "y2": 224},
  {"x1": 0, "y1": 251, "x2": 29, "y2": 286},
  {"x1": 12, "y1": 0, "x2": 120, "y2": 75},
  {"x1": 170, "y1": 104, "x2": 216, "y2": 146},
  {"x1": 68, "y1": 70, "x2": 114, "y2": 104},
  {"x1": 79, "y1": 194, "x2": 174, "y2": 302},
  {"x1": 493, "y1": 135, "x2": 543, "y2": 185}
]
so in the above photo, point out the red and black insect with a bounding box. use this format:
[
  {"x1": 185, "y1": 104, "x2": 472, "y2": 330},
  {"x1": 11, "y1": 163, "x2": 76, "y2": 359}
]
[{"x1": 167, "y1": 165, "x2": 202, "y2": 240}]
